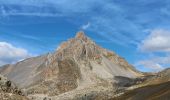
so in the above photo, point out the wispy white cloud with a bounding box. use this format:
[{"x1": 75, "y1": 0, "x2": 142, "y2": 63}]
[
  {"x1": 0, "y1": 0, "x2": 106, "y2": 16},
  {"x1": 154, "y1": 55, "x2": 170, "y2": 64},
  {"x1": 0, "y1": 6, "x2": 6, "y2": 16},
  {"x1": 135, "y1": 60, "x2": 164, "y2": 72},
  {"x1": 135, "y1": 55, "x2": 170, "y2": 72},
  {"x1": 88, "y1": 15, "x2": 141, "y2": 46},
  {"x1": 1, "y1": 12, "x2": 63, "y2": 17},
  {"x1": 81, "y1": 22, "x2": 90, "y2": 30},
  {"x1": 139, "y1": 29, "x2": 170, "y2": 52},
  {"x1": 0, "y1": 42, "x2": 32, "y2": 66},
  {"x1": 0, "y1": 0, "x2": 145, "y2": 46},
  {"x1": 0, "y1": 5, "x2": 63, "y2": 17}
]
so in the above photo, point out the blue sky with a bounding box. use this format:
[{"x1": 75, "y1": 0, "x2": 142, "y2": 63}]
[{"x1": 0, "y1": 0, "x2": 170, "y2": 72}]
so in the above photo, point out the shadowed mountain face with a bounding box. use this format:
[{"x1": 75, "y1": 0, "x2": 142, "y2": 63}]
[{"x1": 0, "y1": 32, "x2": 142, "y2": 99}]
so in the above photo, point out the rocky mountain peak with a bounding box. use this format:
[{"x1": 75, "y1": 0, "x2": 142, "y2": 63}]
[
  {"x1": 53, "y1": 31, "x2": 138, "y2": 72},
  {"x1": 54, "y1": 31, "x2": 103, "y2": 61},
  {"x1": 75, "y1": 31, "x2": 87, "y2": 41},
  {"x1": 0, "y1": 31, "x2": 142, "y2": 99},
  {"x1": 57, "y1": 31, "x2": 90, "y2": 51}
]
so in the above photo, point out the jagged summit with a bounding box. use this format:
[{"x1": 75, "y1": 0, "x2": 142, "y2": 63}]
[
  {"x1": 57, "y1": 31, "x2": 91, "y2": 51},
  {"x1": 55, "y1": 32, "x2": 137, "y2": 71},
  {"x1": 75, "y1": 31, "x2": 87, "y2": 39},
  {"x1": 75, "y1": 31, "x2": 91, "y2": 42}
]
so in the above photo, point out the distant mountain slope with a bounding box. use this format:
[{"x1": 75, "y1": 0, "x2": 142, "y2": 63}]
[
  {"x1": 0, "y1": 54, "x2": 48, "y2": 88},
  {"x1": 113, "y1": 81, "x2": 170, "y2": 100},
  {"x1": 140, "y1": 68, "x2": 170, "y2": 86},
  {"x1": 0, "y1": 31, "x2": 142, "y2": 99},
  {"x1": 112, "y1": 68, "x2": 170, "y2": 100}
]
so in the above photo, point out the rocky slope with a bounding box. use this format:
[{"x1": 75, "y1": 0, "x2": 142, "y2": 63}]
[
  {"x1": 0, "y1": 31, "x2": 143, "y2": 99},
  {"x1": 0, "y1": 74, "x2": 28, "y2": 100}
]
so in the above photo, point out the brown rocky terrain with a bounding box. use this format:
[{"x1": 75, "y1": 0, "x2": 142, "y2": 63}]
[{"x1": 0, "y1": 74, "x2": 28, "y2": 100}]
